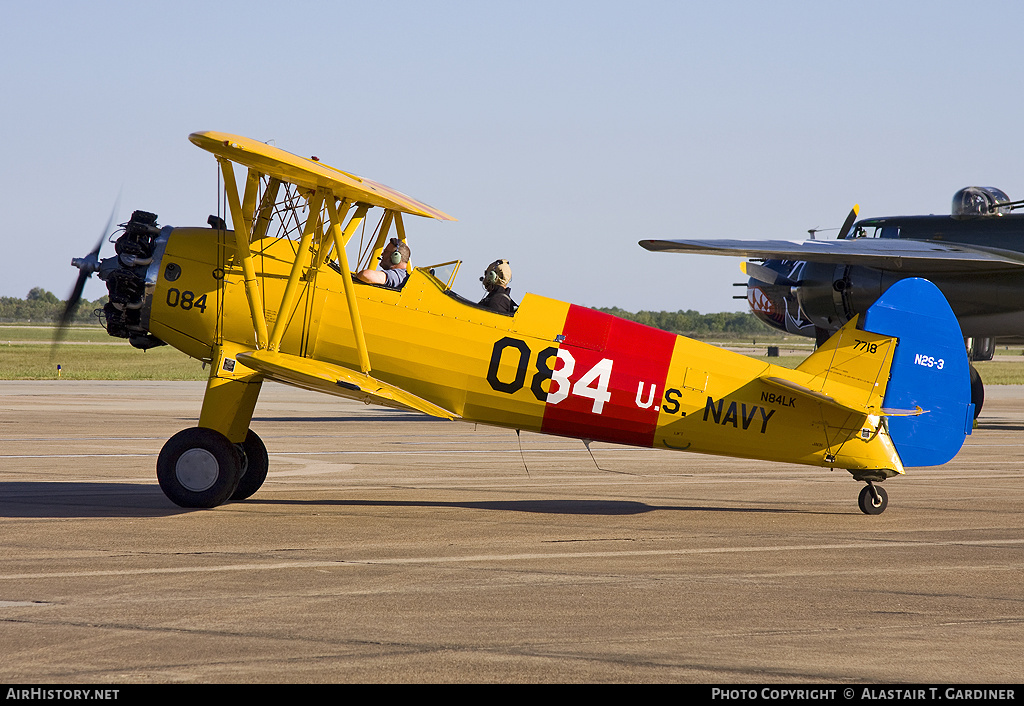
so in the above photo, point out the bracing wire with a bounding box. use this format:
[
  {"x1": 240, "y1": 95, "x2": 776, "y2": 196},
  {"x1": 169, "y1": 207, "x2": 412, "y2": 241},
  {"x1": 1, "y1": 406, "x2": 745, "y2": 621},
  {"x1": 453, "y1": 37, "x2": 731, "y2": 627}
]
[
  {"x1": 582, "y1": 439, "x2": 637, "y2": 476},
  {"x1": 515, "y1": 429, "x2": 530, "y2": 477},
  {"x1": 356, "y1": 212, "x2": 386, "y2": 271}
]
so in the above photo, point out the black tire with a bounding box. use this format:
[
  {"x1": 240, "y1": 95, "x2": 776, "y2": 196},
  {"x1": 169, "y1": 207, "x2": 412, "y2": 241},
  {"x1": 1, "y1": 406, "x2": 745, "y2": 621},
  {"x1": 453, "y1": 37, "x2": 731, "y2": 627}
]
[
  {"x1": 157, "y1": 427, "x2": 242, "y2": 508},
  {"x1": 231, "y1": 429, "x2": 269, "y2": 501},
  {"x1": 858, "y1": 484, "x2": 888, "y2": 516},
  {"x1": 970, "y1": 365, "x2": 984, "y2": 419}
]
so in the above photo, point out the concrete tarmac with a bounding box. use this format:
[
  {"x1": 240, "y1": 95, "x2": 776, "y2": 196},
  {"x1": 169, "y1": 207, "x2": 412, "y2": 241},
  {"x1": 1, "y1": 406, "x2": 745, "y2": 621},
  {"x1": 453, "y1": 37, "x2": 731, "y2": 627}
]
[{"x1": 0, "y1": 380, "x2": 1022, "y2": 684}]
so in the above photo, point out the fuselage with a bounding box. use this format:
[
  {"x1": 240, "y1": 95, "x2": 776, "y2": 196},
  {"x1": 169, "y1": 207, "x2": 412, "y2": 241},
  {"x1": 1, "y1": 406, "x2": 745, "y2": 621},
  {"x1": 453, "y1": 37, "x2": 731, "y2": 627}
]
[
  {"x1": 78, "y1": 132, "x2": 976, "y2": 513},
  {"x1": 135, "y1": 226, "x2": 903, "y2": 475}
]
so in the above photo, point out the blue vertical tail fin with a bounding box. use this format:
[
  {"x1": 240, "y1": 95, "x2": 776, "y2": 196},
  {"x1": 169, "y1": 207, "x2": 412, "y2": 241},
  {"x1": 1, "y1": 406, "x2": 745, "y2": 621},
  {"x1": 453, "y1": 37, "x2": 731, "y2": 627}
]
[{"x1": 862, "y1": 278, "x2": 973, "y2": 467}]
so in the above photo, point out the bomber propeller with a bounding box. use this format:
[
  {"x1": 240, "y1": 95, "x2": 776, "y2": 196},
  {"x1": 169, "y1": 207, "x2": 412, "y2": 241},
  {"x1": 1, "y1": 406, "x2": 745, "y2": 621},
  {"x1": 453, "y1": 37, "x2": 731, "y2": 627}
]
[
  {"x1": 835, "y1": 204, "x2": 860, "y2": 240},
  {"x1": 741, "y1": 261, "x2": 798, "y2": 287}
]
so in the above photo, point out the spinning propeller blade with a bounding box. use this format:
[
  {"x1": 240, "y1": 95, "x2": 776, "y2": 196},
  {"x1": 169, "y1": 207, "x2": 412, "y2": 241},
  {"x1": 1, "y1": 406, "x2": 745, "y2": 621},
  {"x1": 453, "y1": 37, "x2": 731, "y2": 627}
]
[{"x1": 54, "y1": 198, "x2": 120, "y2": 346}]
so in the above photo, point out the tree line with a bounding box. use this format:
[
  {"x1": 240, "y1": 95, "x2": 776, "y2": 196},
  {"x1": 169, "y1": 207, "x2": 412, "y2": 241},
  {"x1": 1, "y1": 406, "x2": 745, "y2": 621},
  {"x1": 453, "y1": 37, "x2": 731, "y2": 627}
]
[
  {"x1": 0, "y1": 288, "x2": 106, "y2": 324},
  {"x1": 596, "y1": 307, "x2": 780, "y2": 337},
  {"x1": 0, "y1": 287, "x2": 780, "y2": 337}
]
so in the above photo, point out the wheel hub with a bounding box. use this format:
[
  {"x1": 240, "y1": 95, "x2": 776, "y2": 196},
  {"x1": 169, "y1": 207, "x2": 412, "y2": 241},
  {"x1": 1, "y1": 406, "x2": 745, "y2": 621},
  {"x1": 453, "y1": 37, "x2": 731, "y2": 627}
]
[{"x1": 175, "y1": 448, "x2": 220, "y2": 492}]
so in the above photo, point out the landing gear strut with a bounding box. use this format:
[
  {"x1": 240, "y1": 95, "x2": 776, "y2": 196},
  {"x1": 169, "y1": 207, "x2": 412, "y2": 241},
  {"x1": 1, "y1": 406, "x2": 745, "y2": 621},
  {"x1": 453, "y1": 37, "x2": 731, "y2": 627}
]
[
  {"x1": 857, "y1": 482, "x2": 888, "y2": 515},
  {"x1": 157, "y1": 427, "x2": 268, "y2": 508}
]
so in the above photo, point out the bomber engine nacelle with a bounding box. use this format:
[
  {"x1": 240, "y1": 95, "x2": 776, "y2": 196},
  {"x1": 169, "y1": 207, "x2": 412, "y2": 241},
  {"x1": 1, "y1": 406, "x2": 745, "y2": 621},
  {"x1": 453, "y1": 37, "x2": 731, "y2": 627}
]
[
  {"x1": 791, "y1": 261, "x2": 898, "y2": 332},
  {"x1": 742, "y1": 188, "x2": 1021, "y2": 339},
  {"x1": 742, "y1": 260, "x2": 812, "y2": 337},
  {"x1": 745, "y1": 261, "x2": 903, "y2": 340}
]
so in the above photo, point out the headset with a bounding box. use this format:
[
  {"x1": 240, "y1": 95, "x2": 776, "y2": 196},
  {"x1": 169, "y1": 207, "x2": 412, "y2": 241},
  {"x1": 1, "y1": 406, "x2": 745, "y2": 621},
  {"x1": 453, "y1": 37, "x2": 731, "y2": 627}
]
[
  {"x1": 386, "y1": 238, "x2": 405, "y2": 265},
  {"x1": 481, "y1": 259, "x2": 510, "y2": 289}
]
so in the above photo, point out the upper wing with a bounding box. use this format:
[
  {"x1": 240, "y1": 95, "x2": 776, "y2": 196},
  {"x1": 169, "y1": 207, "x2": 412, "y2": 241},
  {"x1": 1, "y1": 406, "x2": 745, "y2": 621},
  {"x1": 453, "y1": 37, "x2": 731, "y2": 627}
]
[
  {"x1": 638, "y1": 237, "x2": 1024, "y2": 273},
  {"x1": 190, "y1": 131, "x2": 456, "y2": 221}
]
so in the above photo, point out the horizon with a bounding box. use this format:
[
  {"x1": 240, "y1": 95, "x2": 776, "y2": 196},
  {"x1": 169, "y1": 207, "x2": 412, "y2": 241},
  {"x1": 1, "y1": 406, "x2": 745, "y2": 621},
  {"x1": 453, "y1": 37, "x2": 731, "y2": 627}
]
[{"x1": 4, "y1": 2, "x2": 1022, "y2": 314}]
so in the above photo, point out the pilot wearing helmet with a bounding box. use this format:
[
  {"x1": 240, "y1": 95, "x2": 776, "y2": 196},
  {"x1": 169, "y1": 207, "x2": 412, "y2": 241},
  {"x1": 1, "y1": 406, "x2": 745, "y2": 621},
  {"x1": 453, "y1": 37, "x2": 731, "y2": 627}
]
[
  {"x1": 357, "y1": 238, "x2": 410, "y2": 288},
  {"x1": 479, "y1": 259, "x2": 517, "y2": 314}
]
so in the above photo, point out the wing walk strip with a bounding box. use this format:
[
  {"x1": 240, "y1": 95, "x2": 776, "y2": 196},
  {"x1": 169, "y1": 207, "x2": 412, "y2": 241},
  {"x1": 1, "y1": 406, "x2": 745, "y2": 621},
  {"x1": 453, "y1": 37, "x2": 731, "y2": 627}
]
[
  {"x1": 3, "y1": 539, "x2": 1024, "y2": 581},
  {"x1": 235, "y1": 350, "x2": 459, "y2": 420}
]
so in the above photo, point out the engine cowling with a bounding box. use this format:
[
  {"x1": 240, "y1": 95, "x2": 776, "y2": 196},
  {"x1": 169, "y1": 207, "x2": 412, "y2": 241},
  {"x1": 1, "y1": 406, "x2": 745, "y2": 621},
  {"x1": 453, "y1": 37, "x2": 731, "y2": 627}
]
[
  {"x1": 96, "y1": 210, "x2": 168, "y2": 350},
  {"x1": 791, "y1": 262, "x2": 892, "y2": 331}
]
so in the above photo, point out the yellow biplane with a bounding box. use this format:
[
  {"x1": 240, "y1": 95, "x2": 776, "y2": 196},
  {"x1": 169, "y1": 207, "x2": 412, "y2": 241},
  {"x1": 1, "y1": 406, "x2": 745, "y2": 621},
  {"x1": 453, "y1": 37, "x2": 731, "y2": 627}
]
[{"x1": 64, "y1": 132, "x2": 975, "y2": 515}]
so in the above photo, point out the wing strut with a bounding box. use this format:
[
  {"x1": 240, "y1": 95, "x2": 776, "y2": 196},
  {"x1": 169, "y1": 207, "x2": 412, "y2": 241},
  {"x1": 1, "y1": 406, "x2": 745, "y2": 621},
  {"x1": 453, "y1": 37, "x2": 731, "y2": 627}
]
[
  {"x1": 218, "y1": 157, "x2": 270, "y2": 349},
  {"x1": 326, "y1": 196, "x2": 372, "y2": 373},
  {"x1": 362, "y1": 210, "x2": 394, "y2": 271},
  {"x1": 364, "y1": 211, "x2": 411, "y2": 274},
  {"x1": 394, "y1": 212, "x2": 410, "y2": 269}
]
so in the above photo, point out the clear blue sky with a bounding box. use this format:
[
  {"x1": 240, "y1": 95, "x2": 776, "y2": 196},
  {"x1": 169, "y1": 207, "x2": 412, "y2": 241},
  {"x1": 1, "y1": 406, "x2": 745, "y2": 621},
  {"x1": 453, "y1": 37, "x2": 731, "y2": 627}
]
[{"x1": 3, "y1": 1, "x2": 1023, "y2": 313}]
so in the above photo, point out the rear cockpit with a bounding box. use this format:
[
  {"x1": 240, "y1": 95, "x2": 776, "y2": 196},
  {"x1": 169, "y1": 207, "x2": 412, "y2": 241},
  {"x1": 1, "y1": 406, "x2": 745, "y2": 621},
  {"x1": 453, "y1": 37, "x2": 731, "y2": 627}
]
[
  {"x1": 420, "y1": 260, "x2": 518, "y2": 317},
  {"x1": 845, "y1": 187, "x2": 1021, "y2": 239},
  {"x1": 952, "y1": 187, "x2": 1013, "y2": 218}
]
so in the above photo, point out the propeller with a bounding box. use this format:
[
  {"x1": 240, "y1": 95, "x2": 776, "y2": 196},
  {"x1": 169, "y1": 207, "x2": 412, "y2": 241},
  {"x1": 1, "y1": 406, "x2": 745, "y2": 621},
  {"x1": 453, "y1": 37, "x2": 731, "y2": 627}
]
[
  {"x1": 53, "y1": 198, "x2": 120, "y2": 347},
  {"x1": 746, "y1": 205, "x2": 861, "y2": 287},
  {"x1": 808, "y1": 205, "x2": 860, "y2": 240},
  {"x1": 741, "y1": 261, "x2": 798, "y2": 287},
  {"x1": 835, "y1": 204, "x2": 860, "y2": 240}
]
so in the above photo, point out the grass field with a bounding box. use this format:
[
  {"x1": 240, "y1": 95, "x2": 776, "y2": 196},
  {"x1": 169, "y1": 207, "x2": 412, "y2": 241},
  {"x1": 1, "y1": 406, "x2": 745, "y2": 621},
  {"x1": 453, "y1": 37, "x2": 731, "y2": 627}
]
[
  {"x1": 3, "y1": 324, "x2": 1023, "y2": 383},
  {"x1": 1, "y1": 325, "x2": 206, "y2": 380}
]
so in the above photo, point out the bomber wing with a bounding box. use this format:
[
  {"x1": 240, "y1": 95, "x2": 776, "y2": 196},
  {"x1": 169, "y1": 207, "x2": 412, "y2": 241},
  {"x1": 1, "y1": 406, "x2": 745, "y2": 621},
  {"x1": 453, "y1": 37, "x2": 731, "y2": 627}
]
[{"x1": 638, "y1": 237, "x2": 1024, "y2": 273}]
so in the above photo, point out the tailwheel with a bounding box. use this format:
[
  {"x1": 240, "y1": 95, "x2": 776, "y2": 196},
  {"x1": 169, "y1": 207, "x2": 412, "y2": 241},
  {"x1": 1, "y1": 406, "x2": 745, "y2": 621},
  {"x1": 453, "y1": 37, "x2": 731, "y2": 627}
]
[
  {"x1": 231, "y1": 429, "x2": 269, "y2": 501},
  {"x1": 157, "y1": 427, "x2": 243, "y2": 508},
  {"x1": 858, "y1": 483, "x2": 888, "y2": 516}
]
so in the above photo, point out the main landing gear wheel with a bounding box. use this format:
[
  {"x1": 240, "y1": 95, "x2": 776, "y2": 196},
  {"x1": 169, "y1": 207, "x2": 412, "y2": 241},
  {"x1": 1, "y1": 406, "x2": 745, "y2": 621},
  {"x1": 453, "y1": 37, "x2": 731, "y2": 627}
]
[
  {"x1": 157, "y1": 427, "x2": 242, "y2": 508},
  {"x1": 231, "y1": 429, "x2": 269, "y2": 501},
  {"x1": 858, "y1": 483, "x2": 888, "y2": 516},
  {"x1": 970, "y1": 365, "x2": 984, "y2": 419}
]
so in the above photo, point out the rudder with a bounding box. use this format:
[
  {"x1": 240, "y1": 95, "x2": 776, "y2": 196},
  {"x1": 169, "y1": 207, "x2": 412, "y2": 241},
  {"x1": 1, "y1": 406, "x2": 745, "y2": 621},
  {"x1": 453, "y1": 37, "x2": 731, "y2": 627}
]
[{"x1": 862, "y1": 278, "x2": 973, "y2": 467}]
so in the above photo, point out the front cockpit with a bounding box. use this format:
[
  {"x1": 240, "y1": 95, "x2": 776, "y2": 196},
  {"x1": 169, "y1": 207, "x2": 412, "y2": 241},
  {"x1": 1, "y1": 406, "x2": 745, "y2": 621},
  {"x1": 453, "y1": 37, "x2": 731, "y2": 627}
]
[{"x1": 847, "y1": 222, "x2": 901, "y2": 239}]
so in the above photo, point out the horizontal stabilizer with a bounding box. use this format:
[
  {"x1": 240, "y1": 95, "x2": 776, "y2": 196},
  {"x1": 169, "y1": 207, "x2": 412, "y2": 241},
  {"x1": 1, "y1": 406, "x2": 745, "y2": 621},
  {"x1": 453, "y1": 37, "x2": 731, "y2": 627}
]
[
  {"x1": 760, "y1": 377, "x2": 924, "y2": 418},
  {"x1": 881, "y1": 407, "x2": 925, "y2": 417},
  {"x1": 759, "y1": 376, "x2": 848, "y2": 413},
  {"x1": 236, "y1": 350, "x2": 459, "y2": 420},
  {"x1": 862, "y1": 278, "x2": 973, "y2": 466}
]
